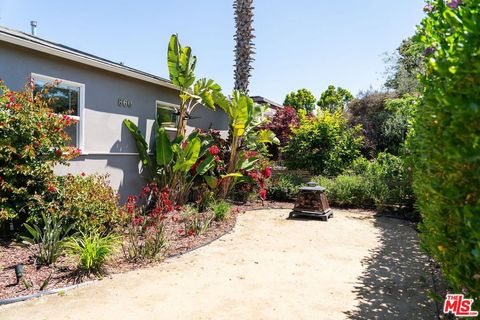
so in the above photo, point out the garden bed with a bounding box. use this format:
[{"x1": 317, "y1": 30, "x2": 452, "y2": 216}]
[{"x1": 0, "y1": 201, "x2": 291, "y2": 301}]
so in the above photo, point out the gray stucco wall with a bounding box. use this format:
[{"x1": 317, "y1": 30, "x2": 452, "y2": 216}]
[{"x1": 0, "y1": 42, "x2": 228, "y2": 202}]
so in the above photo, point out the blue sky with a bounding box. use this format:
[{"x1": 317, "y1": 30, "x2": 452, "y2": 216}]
[{"x1": 0, "y1": 0, "x2": 425, "y2": 102}]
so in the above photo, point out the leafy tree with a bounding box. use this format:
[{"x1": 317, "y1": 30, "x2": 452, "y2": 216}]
[
  {"x1": 348, "y1": 91, "x2": 415, "y2": 157},
  {"x1": 233, "y1": 0, "x2": 255, "y2": 94},
  {"x1": 283, "y1": 88, "x2": 316, "y2": 113},
  {"x1": 408, "y1": 0, "x2": 480, "y2": 298},
  {"x1": 384, "y1": 37, "x2": 424, "y2": 95},
  {"x1": 317, "y1": 85, "x2": 354, "y2": 112},
  {"x1": 283, "y1": 110, "x2": 363, "y2": 176}
]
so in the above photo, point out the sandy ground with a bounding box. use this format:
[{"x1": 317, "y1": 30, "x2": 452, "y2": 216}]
[{"x1": 0, "y1": 209, "x2": 434, "y2": 319}]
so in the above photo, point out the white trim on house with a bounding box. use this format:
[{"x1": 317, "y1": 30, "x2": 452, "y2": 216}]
[
  {"x1": 31, "y1": 72, "x2": 86, "y2": 153},
  {"x1": 0, "y1": 26, "x2": 178, "y2": 91}
]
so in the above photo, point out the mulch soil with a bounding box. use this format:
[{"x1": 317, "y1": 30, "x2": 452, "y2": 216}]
[{"x1": 0, "y1": 200, "x2": 293, "y2": 300}]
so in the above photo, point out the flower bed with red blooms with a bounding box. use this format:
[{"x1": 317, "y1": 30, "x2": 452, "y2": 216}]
[{"x1": 231, "y1": 151, "x2": 273, "y2": 202}]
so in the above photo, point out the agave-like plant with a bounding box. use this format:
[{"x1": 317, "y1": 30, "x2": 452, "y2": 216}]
[
  {"x1": 21, "y1": 213, "x2": 73, "y2": 265},
  {"x1": 233, "y1": 0, "x2": 255, "y2": 94}
]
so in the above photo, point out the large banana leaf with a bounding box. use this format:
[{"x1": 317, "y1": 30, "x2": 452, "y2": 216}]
[
  {"x1": 155, "y1": 127, "x2": 173, "y2": 167},
  {"x1": 173, "y1": 137, "x2": 201, "y2": 173},
  {"x1": 196, "y1": 155, "x2": 216, "y2": 175},
  {"x1": 212, "y1": 90, "x2": 231, "y2": 116},
  {"x1": 123, "y1": 119, "x2": 152, "y2": 172},
  {"x1": 193, "y1": 78, "x2": 222, "y2": 110},
  {"x1": 231, "y1": 91, "x2": 252, "y2": 137},
  {"x1": 183, "y1": 137, "x2": 201, "y2": 171},
  {"x1": 255, "y1": 129, "x2": 280, "y2": 145},
  {"x1": 167, "y1": 34, "x2": 196, "y2": 88}
]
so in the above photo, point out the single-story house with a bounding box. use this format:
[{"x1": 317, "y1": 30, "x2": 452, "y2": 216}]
[{"x1": 0, "y1": 25, "x2": 229, "y2": 201}]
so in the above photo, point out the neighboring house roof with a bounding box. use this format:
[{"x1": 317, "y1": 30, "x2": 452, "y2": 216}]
[
  {"x1": 0, "y1": 25, "x2": 178, "y2": 90},
  {"x1": 251, "y1": 96, "x2": 283, "y2": 109}
]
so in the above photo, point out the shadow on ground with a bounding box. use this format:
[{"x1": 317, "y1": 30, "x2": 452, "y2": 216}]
[{"x1": 344, "y1": 216, "x2": 437, "y2": 319}]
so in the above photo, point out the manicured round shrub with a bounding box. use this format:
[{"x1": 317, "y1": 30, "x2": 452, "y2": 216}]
[{"x1": 409, "y1": 0, "x2": 480, "y2": 298}]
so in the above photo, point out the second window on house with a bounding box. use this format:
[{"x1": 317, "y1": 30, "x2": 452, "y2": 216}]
[{"x1": 156, "y1": 101, "x2": 178, "y2": 129}]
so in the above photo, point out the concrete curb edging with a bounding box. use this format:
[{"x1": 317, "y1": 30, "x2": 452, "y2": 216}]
[{"x1": 0, "y1": 280, "x2": 97, "y2": 306}]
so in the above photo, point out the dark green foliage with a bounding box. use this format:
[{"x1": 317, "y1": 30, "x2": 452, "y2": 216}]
[
  {"x1": 283, "y1": 111, "x2": 363, "y2": 176},
  {"x1": 317, "y1": 85, "x2": 354, "y2": 112},
  {"x1": 283, "y1": 88, "x2": 316, "y2": 113},
  {"x1": 409, "y1": 0, "x2": 480, "y2": 298},
  {"x1": 267, "y1": 174, "x2": 304, "y2": 201},
  {"x1": 349, "y1": 92, "x2": 416, "y2": 157}
]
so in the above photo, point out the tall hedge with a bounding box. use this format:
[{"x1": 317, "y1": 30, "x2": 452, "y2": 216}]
[{"x1": 410, "y1": 0, "x2": 480, "y2": 297}]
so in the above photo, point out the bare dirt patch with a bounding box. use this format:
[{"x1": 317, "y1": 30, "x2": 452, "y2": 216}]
[{"x1": 0, "y1": 208, "x2": 435, "y2": 319}]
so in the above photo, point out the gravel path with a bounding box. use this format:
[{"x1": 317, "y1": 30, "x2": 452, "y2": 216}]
[{"x1": 0, "y1": 209, "x2": 434, "y2": 319}]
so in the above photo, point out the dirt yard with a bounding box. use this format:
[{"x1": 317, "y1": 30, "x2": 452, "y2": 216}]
[{"x1": 0, "y1": 209, "x2": 435, "y2": 319}]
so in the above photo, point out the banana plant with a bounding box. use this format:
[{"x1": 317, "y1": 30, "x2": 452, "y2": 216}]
[
  {"x1": 167, "y1": 34, "x2": 222, "y2": 137},
  {"x1": 123, "y1": 118, "x2": 217, "y2": 204},
  {"x1": 212, "y1": 90, "x2": 279, "y2": 197}
]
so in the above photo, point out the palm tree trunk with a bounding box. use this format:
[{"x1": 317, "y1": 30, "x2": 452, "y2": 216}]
[{"x1": 233, "y1": 0, "x2": 255, "y2": 94}]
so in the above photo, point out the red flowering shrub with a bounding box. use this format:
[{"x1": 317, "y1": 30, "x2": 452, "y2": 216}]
[
  {"x1": 208, "y1": 145, "x2": 220, "y2": 155},
  {"x1": 0, "y1": 80, "x2": 79, "y2": 222},
  {"x1": 232, "y1": 152, "x2": 272, "y2": 203},
  {"x1": 123, "y1": 184, "x2": 175, "y2": 261}
]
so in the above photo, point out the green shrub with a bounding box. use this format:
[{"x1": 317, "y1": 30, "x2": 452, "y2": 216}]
[
  {"x1": 21, "y1": 213, "x2": 73, "y2": 265},
  {"x1": 210, "y1": 200, "x2": 231, "y2": 221},
  {"x1": 54, "y1": 174, "x2": 122, "y2": 233},
  {"x1": 348, "y1": 92, "x2": 416, "y2": 158},
  {"x1": 313, "y1": 153, "x2": 413, "y2": 210},
  {"x1": 0, "y1": 81, "x2": 79, "y2": 222},
  {"x1": 283, "y1": 111, "x2": 363, "y2": 176},
  {"x1": 313, "y1": 175, "x2": 372, "y2": 208},
  {"x1": 366, "y1": 152, "x2": 413, "y2": 210},
  {"x1": 409, "y1": 0, "x2": 480, "y2": 298},
  {"x1": 267, "y1": 174, "x2": 304, "y2": 201},
  {"x1": 66, "y1": 230, "x2": 119, "y2": 274}
]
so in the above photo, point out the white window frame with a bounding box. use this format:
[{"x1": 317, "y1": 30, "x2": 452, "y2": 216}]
[
  {"x1": 155, "y1": 100, "x2": 179, "y2": 132},
  {"x1": 31, "y1": 73, "x2": 86, "y2": 153}
]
